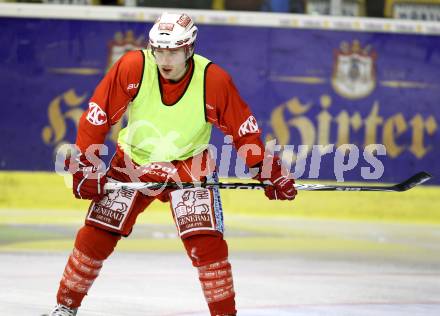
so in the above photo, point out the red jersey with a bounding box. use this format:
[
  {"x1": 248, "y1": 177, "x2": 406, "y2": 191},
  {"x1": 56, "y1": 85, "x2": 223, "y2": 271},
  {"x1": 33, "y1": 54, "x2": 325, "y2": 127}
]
[{"x1": 76, "y1": 50, "x2": 265, "y2": 167}]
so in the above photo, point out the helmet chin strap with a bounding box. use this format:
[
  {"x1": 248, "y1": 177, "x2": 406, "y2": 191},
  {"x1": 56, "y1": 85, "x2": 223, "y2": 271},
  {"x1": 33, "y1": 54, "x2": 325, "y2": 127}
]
[
  {"x1": 182, "y1": 44, "x2": 194, "y2": 69},
  {"x1": 185, "y1": 44, "x2": 195, "y2": 59}
]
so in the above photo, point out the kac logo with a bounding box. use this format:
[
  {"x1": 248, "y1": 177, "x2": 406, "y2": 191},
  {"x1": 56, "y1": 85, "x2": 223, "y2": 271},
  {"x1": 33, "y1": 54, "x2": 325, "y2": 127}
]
[
  {"x1": 86, "y1": 102, "x2": 107, "y2": 126},
  {"x1": 238, "y1": 115, "x2": 259, "y2": 137}
]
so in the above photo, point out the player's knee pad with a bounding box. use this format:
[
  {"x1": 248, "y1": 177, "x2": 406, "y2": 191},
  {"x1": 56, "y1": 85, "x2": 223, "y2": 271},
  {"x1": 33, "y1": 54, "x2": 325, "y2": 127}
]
[
  {"x1": 75, "y1": 224, "x2": 121, "y2": 260},
  {"x1": 183, "y1": 234, "x2": 229, "y2": 267}
]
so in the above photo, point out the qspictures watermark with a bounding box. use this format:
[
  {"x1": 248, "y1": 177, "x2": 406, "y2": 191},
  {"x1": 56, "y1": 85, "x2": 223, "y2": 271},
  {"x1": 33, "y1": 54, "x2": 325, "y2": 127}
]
[{"x1": 55, "y1": 135, "x2": 387, "y2": 190}]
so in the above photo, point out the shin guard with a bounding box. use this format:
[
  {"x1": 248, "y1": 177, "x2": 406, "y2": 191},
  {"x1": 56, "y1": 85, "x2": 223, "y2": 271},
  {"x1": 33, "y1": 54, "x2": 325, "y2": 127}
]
[
  {"x1": 198, "y1": 259, "x2": 237, "y2": 316},
  {"x1": 56, "y1": 225, "x2": 120, "y2": 308},
  {"x1": 57, "y1": 248, "x2": 103, "y2": 307}
]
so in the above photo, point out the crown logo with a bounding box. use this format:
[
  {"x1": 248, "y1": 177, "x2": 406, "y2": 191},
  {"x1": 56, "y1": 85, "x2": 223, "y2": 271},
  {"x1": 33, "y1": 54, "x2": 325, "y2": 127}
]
[
  {"x1": 331, "y1": 40, "x2": 377, "y2": 99},
  {"x1": 107, "y1": 30, "x2": 146, "y2": 70}
]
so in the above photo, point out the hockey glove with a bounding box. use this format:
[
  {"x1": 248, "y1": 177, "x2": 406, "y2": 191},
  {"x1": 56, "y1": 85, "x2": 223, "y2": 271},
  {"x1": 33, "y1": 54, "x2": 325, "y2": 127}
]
[
  {"x1": 253, "y1": 155, "x2": 297, "y2": 201},
  {"x1": 67, "y1": 155, "x2": 107, "y2": 202}
]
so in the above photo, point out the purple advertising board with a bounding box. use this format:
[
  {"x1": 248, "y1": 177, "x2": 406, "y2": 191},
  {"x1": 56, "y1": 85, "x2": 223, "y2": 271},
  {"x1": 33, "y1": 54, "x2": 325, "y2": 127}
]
[{"x1": 0, "y1": 16, "x2": 439, "y2": 183}]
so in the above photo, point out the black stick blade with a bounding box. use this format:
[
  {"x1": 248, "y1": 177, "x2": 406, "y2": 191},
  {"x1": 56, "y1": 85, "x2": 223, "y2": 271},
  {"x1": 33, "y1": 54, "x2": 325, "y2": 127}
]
[{"x1": 393, "y1": 171, "x2": 432, "y2": 192}]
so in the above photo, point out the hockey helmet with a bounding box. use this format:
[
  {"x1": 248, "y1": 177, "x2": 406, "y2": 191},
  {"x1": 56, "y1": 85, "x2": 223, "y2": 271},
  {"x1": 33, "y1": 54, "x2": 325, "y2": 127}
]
[{"x1": 149, "y1": 13, "x2": 198, "y2": 50}]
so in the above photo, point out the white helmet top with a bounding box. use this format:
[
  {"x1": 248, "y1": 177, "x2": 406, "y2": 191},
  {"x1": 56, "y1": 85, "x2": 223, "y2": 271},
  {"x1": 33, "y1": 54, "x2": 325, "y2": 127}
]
[{"x1": 149, "y1": 13, "x2": 198, "y2": 49}]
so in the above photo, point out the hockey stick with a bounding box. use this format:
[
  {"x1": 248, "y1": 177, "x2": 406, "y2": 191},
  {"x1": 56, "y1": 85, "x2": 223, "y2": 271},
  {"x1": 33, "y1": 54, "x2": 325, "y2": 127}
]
[{"x1": 103, "y1": 171, "x2": 432, "y2": 192}]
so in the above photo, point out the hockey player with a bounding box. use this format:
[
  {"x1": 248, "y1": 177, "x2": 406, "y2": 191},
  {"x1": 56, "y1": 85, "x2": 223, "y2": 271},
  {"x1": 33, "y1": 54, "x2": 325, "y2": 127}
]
[{"x1": 50, "y1": 12, "x2": 297, "y2": 316}]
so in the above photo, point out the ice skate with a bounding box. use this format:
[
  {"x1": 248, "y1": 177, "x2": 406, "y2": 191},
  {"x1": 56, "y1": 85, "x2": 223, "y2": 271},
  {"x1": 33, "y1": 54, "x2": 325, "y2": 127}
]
[{"x1": 48, "y1": 304, "x2": 78, "y2": 316}]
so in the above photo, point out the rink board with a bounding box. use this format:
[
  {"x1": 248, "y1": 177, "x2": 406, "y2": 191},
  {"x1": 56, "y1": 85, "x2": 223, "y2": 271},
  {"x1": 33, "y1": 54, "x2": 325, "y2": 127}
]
[{"x1": 0, "y1": 4, "x2": 440, "y2": 184}]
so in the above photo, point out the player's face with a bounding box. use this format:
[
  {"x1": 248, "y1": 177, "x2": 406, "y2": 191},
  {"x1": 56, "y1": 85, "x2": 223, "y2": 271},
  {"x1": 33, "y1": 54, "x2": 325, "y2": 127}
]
[{"x1": 153, "y1": 47, "x2": 188, "y2": 81}]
